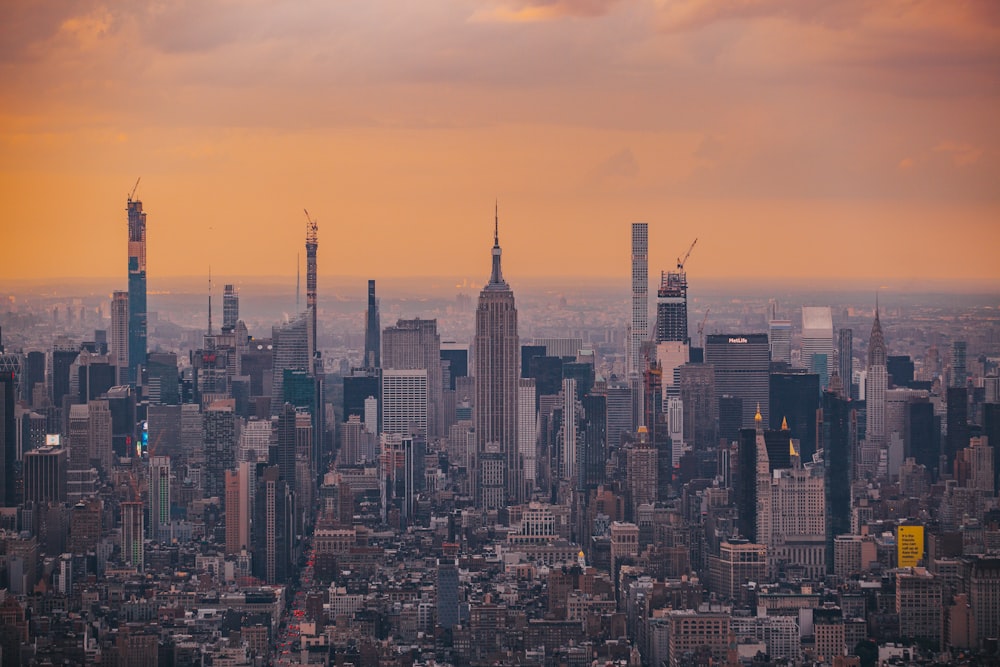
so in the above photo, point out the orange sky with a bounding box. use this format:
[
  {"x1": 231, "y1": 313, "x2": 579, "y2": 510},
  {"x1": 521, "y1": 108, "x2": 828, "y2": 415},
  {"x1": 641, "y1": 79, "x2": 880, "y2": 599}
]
[{"x1": 1, "y1": 0, "x2": 999, "y2": 285}]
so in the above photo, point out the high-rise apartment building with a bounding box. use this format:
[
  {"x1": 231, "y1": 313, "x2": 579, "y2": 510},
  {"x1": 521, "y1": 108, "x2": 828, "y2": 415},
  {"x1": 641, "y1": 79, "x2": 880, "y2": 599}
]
[
  {"x1": 837, "y1": 328, "x2": 853, "y2": 397},
  {"x1": 629, "y1": 223, "x2": 648, "y2": 376},
  {"x1": 222, "y1": 284, "x2": 239, "y2": 331},
  {"x1": 121, "y1": 500, "x2": 144, "y2": 571},
  {"x1": 655, "y1": 268, "x2": 688, "y2": 344},
  {"x1": 951, "y1": 340, "x2": 968, "y2": 388},
  {"x1": 225, "y1": 462, "x2": 251, "y2": 555},
  {"x1": 126, "y1": 190, "x2": 147, "y2": 384},
  {"x1": 110, "y1": 291, "x2": 129, "y2": 385},
  {"x1": 474, "y1": 211, "x2": 520, "y2": 509},
  {"x1": 203, "y1": 402, "x2": 237, "y2": 500}
]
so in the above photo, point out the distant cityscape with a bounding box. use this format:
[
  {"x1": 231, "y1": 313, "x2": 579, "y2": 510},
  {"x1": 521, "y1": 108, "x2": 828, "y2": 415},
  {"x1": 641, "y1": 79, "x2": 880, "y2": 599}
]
[{"x1": 1, "y1": 196, "x2": 999, "y2": 667}]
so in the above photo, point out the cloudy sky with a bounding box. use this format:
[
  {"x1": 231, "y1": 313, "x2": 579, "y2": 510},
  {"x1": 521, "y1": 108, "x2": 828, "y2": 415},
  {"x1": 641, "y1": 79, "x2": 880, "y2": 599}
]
[{"x1": 2, "y1": 0, "x2": 998, "y2": 286}]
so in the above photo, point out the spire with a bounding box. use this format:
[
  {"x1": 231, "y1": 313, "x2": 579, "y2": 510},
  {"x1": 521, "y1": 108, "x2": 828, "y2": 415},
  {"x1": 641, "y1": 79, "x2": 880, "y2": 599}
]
[
  {"x1": 781, "y1": 416, "x2": 789, "y2": 431},
  {"x1": 868, "y1": 296, "x2": 886, "y2": 368},
  {"x1": 754, "y1": 403, "x2": 763, "y2": 430},
  {"x1": 488, "y1": 201, "x2": 506, "y2": 288}
]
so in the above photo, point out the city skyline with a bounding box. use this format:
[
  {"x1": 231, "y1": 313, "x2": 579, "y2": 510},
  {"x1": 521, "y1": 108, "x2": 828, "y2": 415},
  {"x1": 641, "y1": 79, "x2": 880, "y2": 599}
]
[{"x1": 2, "y1": 1, "x2": 999, "y2": 284}]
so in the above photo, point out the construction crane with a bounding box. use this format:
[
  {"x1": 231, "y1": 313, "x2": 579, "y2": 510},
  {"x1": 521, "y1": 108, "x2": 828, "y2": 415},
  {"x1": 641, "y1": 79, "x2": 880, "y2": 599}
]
[
  {"x1": 128, "y1": 177, "x2": 141, "y2": 203},
  {"x1": 697, "y1": 308, "x2": 710, "y2": 348},
  {"x1": 677, "y1": 238, "x2": 698, "y2": 272},
  {"x1": 303, "y1": 208, "x2": 318, "y2": 245}
]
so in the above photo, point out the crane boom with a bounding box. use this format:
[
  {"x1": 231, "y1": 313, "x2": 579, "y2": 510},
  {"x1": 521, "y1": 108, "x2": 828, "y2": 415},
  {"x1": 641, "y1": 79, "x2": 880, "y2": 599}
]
[
  {"x1": 677, "y1": 238, "x2": 698, "y2": 271},
  {"x1": 304, "y1": 208, "x2": 318, "y2": 244},
  {"x1": 697, "y1": 307, "x2": 710, "y2": 348},
  {"x1": 128, "y1": 177, "x2": 141, "y2": 203}
]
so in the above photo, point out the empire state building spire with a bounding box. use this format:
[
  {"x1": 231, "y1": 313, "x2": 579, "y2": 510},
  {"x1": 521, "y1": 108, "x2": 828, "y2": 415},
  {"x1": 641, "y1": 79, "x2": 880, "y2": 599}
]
[{"x1": 488, "y1": 201, "x2": 506, "y2": 288}]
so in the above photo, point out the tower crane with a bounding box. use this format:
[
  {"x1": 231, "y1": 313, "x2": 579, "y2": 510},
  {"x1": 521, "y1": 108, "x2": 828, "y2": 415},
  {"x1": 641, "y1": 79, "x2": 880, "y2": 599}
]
[
  {"x1": 128, "y1": 177, "x2": 141, "y2": 203},
  {"x1": 677, "y1": 238, "x2": 698, "y2": 272},
  {"x1": 304, "y1": 208, "x2": 318, "y2": 245},
  {"x1": 697, "y1": 308, "x2": 710, "y2": 348}
]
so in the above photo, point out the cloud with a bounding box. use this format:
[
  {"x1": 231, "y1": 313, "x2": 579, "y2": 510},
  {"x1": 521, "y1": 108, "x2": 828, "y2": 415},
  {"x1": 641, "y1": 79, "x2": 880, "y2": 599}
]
[
  {"x1": 473, "y1": 0, "x2": 625, "y2": 23},
  {"x1": 935, "y1": 141, "x2": 984, "y2": 166}
]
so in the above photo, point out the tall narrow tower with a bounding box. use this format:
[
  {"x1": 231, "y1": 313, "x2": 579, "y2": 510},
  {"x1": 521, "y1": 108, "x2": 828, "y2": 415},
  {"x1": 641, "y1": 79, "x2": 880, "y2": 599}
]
[
  {"x1": 365, "y1": 280, "x2": 381, "y2": 368},
  {"x1": 304, "y1": 210, "x2": 319, "y2": 364},
  {"x1": 126, "y1": 181, "x2": 147, "y2": 384},
  {"x1": 864, "y1": 302, "x2": 887, "y2": 478},
  {"x1": 629, "y1": 223, "x2": 648, "y2": 376},
  {"x1": 474, "y1": 205, "x2": 520, "y2": 509}
]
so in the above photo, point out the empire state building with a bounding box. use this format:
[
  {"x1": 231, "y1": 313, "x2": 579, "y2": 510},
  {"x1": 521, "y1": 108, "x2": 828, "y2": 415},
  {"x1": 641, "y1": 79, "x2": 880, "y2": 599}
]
[{"x1": 474, "y1": 207, "x2": 520, "y2": 509}]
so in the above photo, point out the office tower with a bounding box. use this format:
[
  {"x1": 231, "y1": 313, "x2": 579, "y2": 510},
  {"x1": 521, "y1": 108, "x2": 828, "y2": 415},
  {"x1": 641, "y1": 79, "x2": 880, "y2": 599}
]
[
  {"x1": 474, "y1": 210, "x2": 520, "y2": 509},
  {"x1": 518, "y1": 378, "x2": 538, "y2": 494},
  {"x1": 821, "y1": 390, "x2": 855, "y2": 569},
  {"x1": 52, "y1": 344, "x2": 79, "y2": 412},
  {"x1": 203, "y1": 402, "x2": 237, "y2": 500},
  {"x1": 706, "y1": 334, "x2": 770, "y2": 428},
  {"x1": 344, "y1": 367, "x2": 380, "y2": 423},
  {"x1": 945, "y1": 387, "x2": 968, "y2": 475},
  {"x1": 887, "y1": 355, "x2": 915, "y2": 388},
  {"x1": 801, "y1": 307, "x2": 834, "y2": 386},
  {"x1": 837, "y1": 328, "x2": 853, "y2": 397},
  {"x1": 863, "y1": 306, "x2": 887, "y2": 477},
  {"x1": 441, "y1": 342, "x2": 469, "y2": 390},
  {"x1": 951, "y1": 340, "x2": 968, "y2": 388},
  {"x1": 580, "y1": 393, "x2": 607, "y2": 489},
  {"x1": 957, "y1": 437, "x2": 994, "y2": 494},
  {"x1": 146, "y1": 352, "x2": 180, "y2": 406},
  {"x1": 561, "y1": 378, "x2": 578, "y2": 482},
  {"x1": 339, "y1": 416, "x2": 376, "y2": 466},
  {"x1": 148, "y1": 456, "x2": 171, "y2": 541},
  {"x1": 629, "y1": 222, "x2": 648, "y2": 376},
  {"x1": 526, "y1": 355, "x2": 562, "y2": 399},
  {"x1": 382, "y1": 318, "x2": 442, "y2": 437},
  {"x1": 520, "y1": 345, "x2": 546, "y2": 380},
  {"x1": 709, "y1": 540, "x2": 767, "y2": 604},
  {"x1": 907, "y1": 400, "x2": 939, "y2": 477},
  {"x1": 25, "y1": 350, "x2": 45, "y2": 408},
  {"x1": 719, "y1": 395, "x2": 744, "y2": 445},
  {"x1": 896, "y1": 569, "x2": 942, "y2": 647},
  {"x1": 381, "y1": 369, "x2": 428, "y2": 437},
  {"x1": 364, "y1": 279, "x2": 380, "y2": 368},
  {"x1": 121, "y1": 500, "x2": 144, "y2": 570},
  {"x1": 23, "y1": 445, "x2": 66, "y2": 504},
  {"x1": 983, "y1": 403, "x2": 1000, "y2": 495},
  {"x1": 753, "y1": 410, "x2": 772, "y2": 551},
  {"x1": 87, "y1": 399, "x2": 112, "y2": 475},
  {"x1": 768, "y1": 318, "x2": 792, "y2": 366},
  {"x1": 271, "y1": 313, "x2": 309, "y2": 415},
  {"x1": 253, "y1": 464, "x2": 293, "y2": 584},
  {"x1": 0, "y1": 372, "x2": 14, "y2": 506},
  {"x1": 969, "y1": 559, "x2": 1000, "y2": 650},
  {"x1": 274, "y1": 402, "x2": 299, "y2": 488},
  {"x1": 769, "y1": 372, "x2": 820, "y2": 461},
  {"x1": 127, "y1": 188, "x2": 147, "y2": 384},
  {"x1": 437, "y1": 558, "x2": 460, "y2": 630},
  {"x1": 605, "y1": 381, "x2": 633, "y2": 451},
  {"x1": 626, "y1": 427, "x2": 657, "y2": 520},
  {"x1": 769, "y1": 452, "x2": 826, "y2": 578},
  {"x1": 655, "y1": 267, "x2": 688, "y2": 344},
  {"x1": 77, "y1": 352, "x2": 116, "y2": 403},
  {"x1": 225, "y1": 461, "x2": 251, "y2": 554},
  {"x1": 110, "y1": 291, "x2": 129, "y2": 384},
  {"x1": 239, "y1": 417, "x2": 271, "y2": 463},
  {"x1": 678, "y1": 363, "x2": 715, "y2": 450}
]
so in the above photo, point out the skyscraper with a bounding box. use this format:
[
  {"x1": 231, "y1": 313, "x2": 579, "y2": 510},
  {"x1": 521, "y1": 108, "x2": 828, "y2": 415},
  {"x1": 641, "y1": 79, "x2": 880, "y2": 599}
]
[
  {"x1": 381, "y1": 369, "x2": 428, "y2": 438},
  {"x1": 706, "y1": 334, "x2": 770, "y2": 428},
  {"x1": 0, "y1": 371, "x2": 15, "y2": 506},
  {"x1": 148, "y1": 456, "x2": 171, "y2": 542},
  {"x1": 517, "y1": 378, "x2": 538, "y2": 495},
  {"x1": 127, "y1": 188, "x2": 147, "y2": 384},
  {"x1": 864, "y1": 306, "x2": 887, "y2": 477},
  {"x1": 801, "y1": 307, "x2": 834, "y2": 386},
  {"x1": 271, "y1": 314, "x2": 309, "y2": 415},
  {"x1": 838, "y1": 328, "x2": 853, "y2": 398},
  {"x1": 655, "y1": 267, "x2": 688, "y2": 344},
  {"x1": 222, "y1": 284, "x2": 239, "y2": 332},
  {"x1": 121, "y1": 501, "x2": 144, "y2": 570},
  {"x1": 110, "y1": 291, "x2": 129, "y2": 385},
  {"x1": 365, "y1": 280, "x2": 381, "y2": 369},
  {"x1": 629, "y1": 223, "x2": 648, "y2": 376},
  {"x1": 305, "y1": 212, "x2": 319, "y2": 363},
  {"x1": 382, "y1": 319, "x2": 442, "y2": 437},
  {"x1": 474, "y1": 207, "x2": 520, "y2": 509},
  {"x1": 951, "y1": 340, "x2": 968, "y2": 388}
]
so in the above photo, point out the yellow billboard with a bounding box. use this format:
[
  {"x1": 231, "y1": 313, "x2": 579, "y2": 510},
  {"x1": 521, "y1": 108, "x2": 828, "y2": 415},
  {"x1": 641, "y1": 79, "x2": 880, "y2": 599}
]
[{"x1": 897, "y1": 525, "x2": 924, "y2": 568}]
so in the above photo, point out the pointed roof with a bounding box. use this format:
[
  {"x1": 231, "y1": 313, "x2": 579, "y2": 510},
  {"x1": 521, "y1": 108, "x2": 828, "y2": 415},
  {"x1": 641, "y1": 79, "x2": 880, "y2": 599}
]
[
  {"x1": 486, "y1": 201, "x2": 507, "y2": 290},
  {"x1": 789, "y1": 438, "x2": 798, "y2": 458},
  {"x1": 868, "y1": 299, "x2": 886, "y2": 367},
  {"x1": 781, "y1": 416, "x2": 789, "y2": 431},
  {"x1": 754, "y1": 403, "x2": 763, "y2": 428}
]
